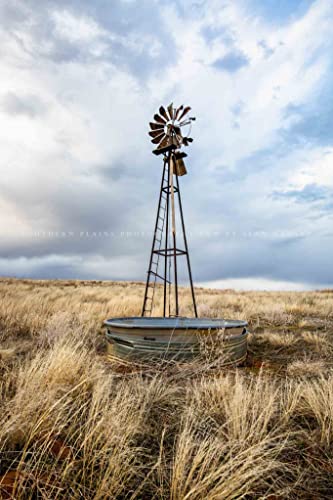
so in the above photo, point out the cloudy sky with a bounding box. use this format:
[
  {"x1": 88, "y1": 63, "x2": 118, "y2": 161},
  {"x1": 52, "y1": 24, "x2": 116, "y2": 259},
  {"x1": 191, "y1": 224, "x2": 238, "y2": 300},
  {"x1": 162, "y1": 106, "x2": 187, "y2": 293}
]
[{"x1": 0, "y1": 0, "x2": 332, "y2": 290}]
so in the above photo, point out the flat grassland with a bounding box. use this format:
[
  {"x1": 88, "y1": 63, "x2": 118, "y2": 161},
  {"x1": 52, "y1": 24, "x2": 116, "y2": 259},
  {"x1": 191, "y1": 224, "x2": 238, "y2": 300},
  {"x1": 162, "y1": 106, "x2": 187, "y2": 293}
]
[{"x1": 0, "y1": 278, "x2": 333, "y2": 499}]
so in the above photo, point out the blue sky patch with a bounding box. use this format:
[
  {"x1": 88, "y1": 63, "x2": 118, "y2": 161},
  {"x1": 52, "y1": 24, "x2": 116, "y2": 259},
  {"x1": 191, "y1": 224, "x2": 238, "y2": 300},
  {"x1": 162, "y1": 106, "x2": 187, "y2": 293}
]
[{"x1": 212, "y1": 51, "x2": 249, "y2": 72}]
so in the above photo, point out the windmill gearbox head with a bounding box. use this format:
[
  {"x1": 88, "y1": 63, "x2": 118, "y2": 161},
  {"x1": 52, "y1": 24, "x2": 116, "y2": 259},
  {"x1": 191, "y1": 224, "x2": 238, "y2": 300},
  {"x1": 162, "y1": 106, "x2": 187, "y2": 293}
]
[{"x1": 148, "y1": 103, "x2": 195, "y2": 170}]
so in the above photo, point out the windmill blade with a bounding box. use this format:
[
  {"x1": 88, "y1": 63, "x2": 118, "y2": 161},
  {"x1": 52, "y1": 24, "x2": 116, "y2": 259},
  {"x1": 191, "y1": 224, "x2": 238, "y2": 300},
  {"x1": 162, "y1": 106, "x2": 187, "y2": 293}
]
[
  {"x1": 173, "y1": 135, "x2": 182, "y2": 148},
  {"x1": 174, "y1": 105, "x2": 184, "y2": 120},
  {"x1": 175, "y1": 133, "x2": 183, "y2": 146},
  {"x1": 154, "y1": 114, "x2": 166, "y2": 124},
  {"x1": 173, "y1": 125, "x2": 182, "y2": 135},
  {"x1": 159, "y1": 136, "x2": 169, "y2": 149},
  {"x1": 154, "y1": 135, "x2": 170, "y2": 152},
  {"x1": 151, "y1": 132, "x2": 166, "y2": 144},
  {"x1": 179, "y1": 119, "x2": 192, "y2": 127},
  {"x1": 178, "y1": 106, "x2": 191, "y2": 122},
  {"x1": 159, "y1": 106, "x2": 169, "y2": 121},
  {"x1": 149, "y1": 130, "x2": 165, "y2": 138},
  {"x1": 167, "y1": 103, "x2": 174, "y2": 120},
  {"x1": 149, "y1": 122, "x2": 164, "y2": 131}
]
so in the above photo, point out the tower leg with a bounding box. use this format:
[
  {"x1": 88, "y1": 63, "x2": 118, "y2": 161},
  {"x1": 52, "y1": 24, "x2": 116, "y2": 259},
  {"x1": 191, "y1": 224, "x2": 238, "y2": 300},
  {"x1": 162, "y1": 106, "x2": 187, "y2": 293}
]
[
  {"x1": 163, "y1": 157, "x2": 170, "y2": 317},
  {"x1": 169, "y1": 154, "x2": 179, "y2": 316}
]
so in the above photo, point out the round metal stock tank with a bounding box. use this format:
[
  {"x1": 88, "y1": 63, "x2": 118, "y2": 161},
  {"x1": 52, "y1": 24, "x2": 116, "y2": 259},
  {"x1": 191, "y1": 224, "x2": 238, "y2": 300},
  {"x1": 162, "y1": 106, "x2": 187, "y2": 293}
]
[{"x1": 104, "y1": 317, "x2": 248, "y2": 365}]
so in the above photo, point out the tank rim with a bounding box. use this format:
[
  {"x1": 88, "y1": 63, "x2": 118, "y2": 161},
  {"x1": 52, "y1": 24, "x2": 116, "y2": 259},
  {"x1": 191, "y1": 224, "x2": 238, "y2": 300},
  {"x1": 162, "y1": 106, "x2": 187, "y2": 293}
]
[{"x1": 103, "y1": 316, "x2": 248, "y2": 330}]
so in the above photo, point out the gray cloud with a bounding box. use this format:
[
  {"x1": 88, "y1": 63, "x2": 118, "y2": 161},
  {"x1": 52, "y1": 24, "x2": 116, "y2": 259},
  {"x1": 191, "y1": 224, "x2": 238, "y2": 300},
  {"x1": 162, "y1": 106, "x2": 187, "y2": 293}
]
[
  {"x1": 1, "y1": 92, "x2": 47, "y2": 118},
  {"x1": 191, "y1": 232, "x2": 333, "y2": 286},
  {"x1": 2, "y1": 0, "x2": 177, "y2": 80},
  {"x1": 272, "y1": 184, "x2": 333, "y2": 214}
]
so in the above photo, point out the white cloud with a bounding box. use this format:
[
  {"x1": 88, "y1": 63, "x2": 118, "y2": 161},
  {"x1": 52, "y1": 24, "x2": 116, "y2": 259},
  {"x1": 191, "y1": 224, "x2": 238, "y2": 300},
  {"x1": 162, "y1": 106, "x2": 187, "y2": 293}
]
[
  {"x1": 52, "y1": 10, "x2": 106, "y2": 44},
  {"x1": 198, "y1": 277, "x2": 329, "y2": 291},
  {"x1": 287, "y1": 147, "x2": 333, "y2": 189}
]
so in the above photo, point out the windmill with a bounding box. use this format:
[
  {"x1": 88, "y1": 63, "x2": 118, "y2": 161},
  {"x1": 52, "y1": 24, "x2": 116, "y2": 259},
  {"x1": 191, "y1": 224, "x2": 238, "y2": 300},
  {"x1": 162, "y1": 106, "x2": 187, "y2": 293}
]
[
  {"x1": 104, "y1": 104, "x2": 248, "y2": 364},
  {"x1": 142, "y1": 103, "x2": 197, "y2": 318}
]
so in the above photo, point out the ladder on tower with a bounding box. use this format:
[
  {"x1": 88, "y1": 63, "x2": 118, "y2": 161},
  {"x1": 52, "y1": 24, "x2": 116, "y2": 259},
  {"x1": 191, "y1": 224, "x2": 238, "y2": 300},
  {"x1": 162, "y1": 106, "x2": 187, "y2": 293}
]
[{"x1": 141, "y1": 158, "x2": 170, "y2": 316}]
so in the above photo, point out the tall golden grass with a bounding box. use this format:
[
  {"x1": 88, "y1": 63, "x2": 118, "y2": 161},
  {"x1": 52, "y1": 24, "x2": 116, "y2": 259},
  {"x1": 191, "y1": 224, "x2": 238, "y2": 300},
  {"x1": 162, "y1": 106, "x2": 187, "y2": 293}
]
[{"x1": 0, "y1": 278, "x2": 333, "y2": 498}]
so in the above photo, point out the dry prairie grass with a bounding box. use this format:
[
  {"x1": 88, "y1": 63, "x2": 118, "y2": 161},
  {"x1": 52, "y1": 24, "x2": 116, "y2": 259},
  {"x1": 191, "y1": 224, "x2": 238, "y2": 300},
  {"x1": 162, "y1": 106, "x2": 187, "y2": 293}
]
[{"x1": 0, "y1": 278, "x2": 333, "y2": 498}]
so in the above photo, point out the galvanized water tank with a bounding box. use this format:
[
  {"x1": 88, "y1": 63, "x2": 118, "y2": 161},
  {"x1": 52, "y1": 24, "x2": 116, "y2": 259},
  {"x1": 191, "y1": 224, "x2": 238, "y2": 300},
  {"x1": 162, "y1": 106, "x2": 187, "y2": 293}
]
[{"x1": 104, "y1": 317, "x2": 248, "y2": 365}]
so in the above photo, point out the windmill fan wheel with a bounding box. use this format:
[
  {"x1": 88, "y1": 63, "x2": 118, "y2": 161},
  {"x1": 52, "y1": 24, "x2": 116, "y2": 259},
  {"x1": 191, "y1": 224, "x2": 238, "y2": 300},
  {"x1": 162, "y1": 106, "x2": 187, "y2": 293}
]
[{"x1": 149, "y1": 103, "x2": 195, "y2": 156}]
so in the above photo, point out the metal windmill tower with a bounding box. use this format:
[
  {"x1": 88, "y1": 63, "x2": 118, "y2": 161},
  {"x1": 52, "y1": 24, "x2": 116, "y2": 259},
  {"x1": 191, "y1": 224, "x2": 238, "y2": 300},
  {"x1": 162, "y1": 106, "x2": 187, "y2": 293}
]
[{"x1": 142, "y1": 103, "x2": 197, "y2": 318}]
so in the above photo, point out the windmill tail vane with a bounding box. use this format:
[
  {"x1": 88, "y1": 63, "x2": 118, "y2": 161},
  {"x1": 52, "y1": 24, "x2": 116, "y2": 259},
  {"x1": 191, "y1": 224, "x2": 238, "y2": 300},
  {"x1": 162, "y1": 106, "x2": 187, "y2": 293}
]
[{"x1": 142, "y1": 103, "x2": 197, "y2": 318}]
